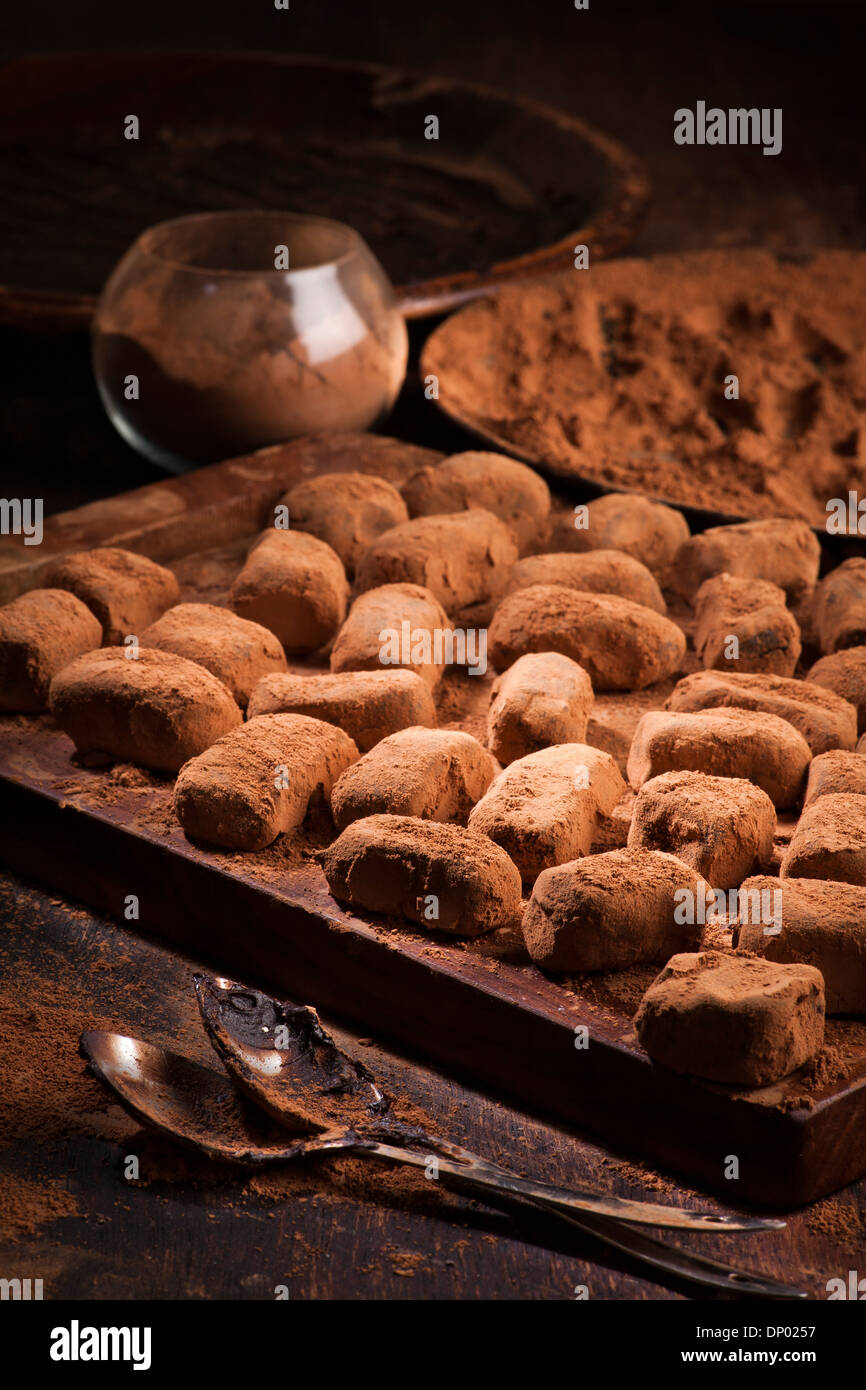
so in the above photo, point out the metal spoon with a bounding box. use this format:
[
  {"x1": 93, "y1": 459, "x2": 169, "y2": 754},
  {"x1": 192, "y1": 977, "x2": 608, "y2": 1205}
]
[
  {"x1": 79, "y1": 1029, "x2": 807, "y2": 1299},
  {"x1": 192, "y1": 974, "x2": 784, "y2": 1236}
]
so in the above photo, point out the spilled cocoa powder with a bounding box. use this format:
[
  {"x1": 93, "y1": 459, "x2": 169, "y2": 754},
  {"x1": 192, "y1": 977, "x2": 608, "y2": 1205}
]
[
  {"x1": 0, "y1": 888, "x2": 478, "y2": 1240},
  {"x1": 423, "y1": 250, "x2": 866, "y2": 524},
  {"x1": 0, "y1": 1178, "x2": 79, "y2": 1243}
]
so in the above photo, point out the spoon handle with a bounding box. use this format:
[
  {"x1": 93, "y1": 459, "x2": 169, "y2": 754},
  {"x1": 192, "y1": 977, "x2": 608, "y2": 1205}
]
[
  {"x1": 515, "y1": 1200, "x2": 808, "y2": 1300},
  {"x1": 354, "y1": 1131, "x2": 782, "y2": 1234},
  {"x1": 345, "y1": 1139, "x2": 805, "y2": 1299}
]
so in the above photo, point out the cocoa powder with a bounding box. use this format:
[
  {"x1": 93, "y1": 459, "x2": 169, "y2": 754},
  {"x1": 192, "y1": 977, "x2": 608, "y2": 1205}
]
[{"x1": 423, "y1": 250, "x2": 866, "y2": 524}]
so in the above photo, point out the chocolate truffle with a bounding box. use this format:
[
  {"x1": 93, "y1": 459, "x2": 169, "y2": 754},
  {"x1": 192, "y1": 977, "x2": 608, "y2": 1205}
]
[
  {"x1": 49, "y1": 647, "x2": 241, "y2": 772},
  {"x1": 693, "y1": 572, "x2": 801, "y2": 677},
  {"x1": 552, "y1": 492, "x2": 689, "y2": 578},
  {"x1": 48, "y1": 546, "x2": 180, "y2": 645},
  {"x1": 355, "y1": 509, "x2": 518, "y2": 616},
  {"x1": 735, "y1": 875, "x2": 866, "y2": 1015},
  {"x1": 175, "y1": 713, "x2": 358, "y2": 850},
  {"x1": 628, "y1": 707, "x2": 812, "y2": 809},
  {"x1": 330, "y1": 583, "x2": 450, "y2": 689},
  {"x1": 488, "y1": 585, "x2": 686, "y2": 690},
  {"x1": 228, "y1": 528, "x2": 347, "y2": 654},
  {"x1": 634, "y1": 950, "x2": 825, "y2": 1087},
  {"x1": 247, "y1": 668, "x2": 436, "y2": 751},
  {"x1": 0, "y1": 589, "x2": 102, "y2": 711},
  {"x1": 321, "y1": 813, "x2": 523, "y2": 937},
  {"x1": 504, "y1": 550, "x2": 666, "y2": 614},
  {"x1": 468, "y1": 742, "x2": 626, "y2": 881},
  {"x1": 628, "y1": 770, "x2": 775, "y2": 889},
  {"x1": 400, "y1": 450, "x2": 550, "y2": 555},
  {"x1": 522, "y1": 848, "x2": 707, "y2": 972},
  {"x1": 486, "y1": 652, "x2": 594, "y2": 764},
  {"x1": 666, "y1": 669, "x2": 858, "y2": 755},
  {"x1": 807, "y1": 646, "x2": 866, "y2": 734},
  {"x1": 781, "y1": 793, "x2": 866, "y2": 886},
  {"x1": 279, "y1": 471, "x2": 408, "y2": 577},
  {"x1": 671, "y1": 518, "x2": 820, "y2": 604},
  {"x1": 141, "y1": 602, "x2": 287, "y2": 707},
  {"x1": 330, "y1": 727, "x2": 494, "y2": 829},
  {"x1": 813, "y1": 558, "x2": 866, "y2": 654}
]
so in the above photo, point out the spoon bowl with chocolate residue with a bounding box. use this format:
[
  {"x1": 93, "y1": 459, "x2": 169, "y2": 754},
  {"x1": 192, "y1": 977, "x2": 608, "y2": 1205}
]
[
  {"x1": 192, "y1": 975, "x2": 785, "y2": 1239},
  {"x1": 193, "y1": 974, "x2": 389, "y2": 1136},
  {"x1": 80, "y1": 1018, "x2": 806, "y2": 1299}
]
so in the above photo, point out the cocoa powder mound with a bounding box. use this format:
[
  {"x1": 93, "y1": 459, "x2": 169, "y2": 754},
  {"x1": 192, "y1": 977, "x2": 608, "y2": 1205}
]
[{"x1": 423, "y1": 250, "x2": 866, "y2": 524}]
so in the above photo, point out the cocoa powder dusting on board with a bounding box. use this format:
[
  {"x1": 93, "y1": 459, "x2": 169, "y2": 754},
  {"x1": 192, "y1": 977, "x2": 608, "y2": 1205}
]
[
  {"x1": 0, "y1": 1177, "x2": 79, "y2": 1242},
  {"x1": 0, "y1": 916, "x2": 472, "y2": 1233},
  {"x1": 424, "y1": 250, "x2": 866, "y2": 524},
  {"x1": 806, "y1": 1196, "x2": 866, "y2": 1246},
  {"x1": 0, "y1": 970, "x2": 127, "y2": 1149}
]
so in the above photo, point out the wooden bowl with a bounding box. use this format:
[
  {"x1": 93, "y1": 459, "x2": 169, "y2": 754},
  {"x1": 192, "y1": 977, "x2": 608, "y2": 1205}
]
[{"x1": 0, "y1": 51, "x2": 649, "y2": 328}]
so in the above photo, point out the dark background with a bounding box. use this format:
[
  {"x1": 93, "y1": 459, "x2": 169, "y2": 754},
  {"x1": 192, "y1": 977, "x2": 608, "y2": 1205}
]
[{"x1": 2, "y1": 0, "x2": 865, "y2": 509}]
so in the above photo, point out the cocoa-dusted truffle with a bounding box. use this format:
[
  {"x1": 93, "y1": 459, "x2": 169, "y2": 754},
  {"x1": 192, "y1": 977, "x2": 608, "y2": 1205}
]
[
  {"x1": 355, "y1": 509, "x2": 518, "y2": 616},
  {"x1": 813, "y1": 558, "x2": 866, "y2": 654},
  {"x1": 330, "y1": 727, "x2": 494, "y2": 829},
  {"x1": 504, "y1": 550, "x2": 666, "y2": 614},
  {"x1": 671, "y1": 518, "x2": 821, "y2": 604},
  {"x1": 551, "y1": 492, "x2": 689, "y2": 578},
  {"x1": 49, "y1": 647, "x2": 241, "y2": 772},
  {"x1": 0, "y1": 589, "x2": 102, "y2": 711},
  {"x1": 628, "y1": 770, "x2": 775, "y2": 889},
  {"x1": 141, "y1": 602, "x2": 287, "y2": 707},
  {"x1": 807, "y1": 646, "x2": 866, "y2": 734},
  {"x1": 666, "y1": 669, "x2": 858, "y2": 755},
  {"x1": 634, "y1": 950, "x2": 825, "y2": 1087},
  {"x1": 735, "y1": 875, "x2": 866, "y2": 1015},
  {"x1": 803, "y1": 750, "x2": 866, "y2": 807},
  {"x1": 522, "y1": 848, "x2": 706, "y2": 972},
  {"x1": 628, "y1": 707, "x2": 812, "y2": 809},
  {"x1": 468, "y1": 742, "x2": 625, "y2": 881},
  {"x1": 47, "y1": 546, "x2": 180, "y2": 645},
  {"x1": 693, "y1": 572, "x2": 801, "y2": 676},
  {"x1": 279, "y1": 471, "x2": 408, "y2": 577},
  {"x1": 228, "y1": 528, "x2": 347, "y2": 654},
  {"x1": 330, "y1": 583, "x2": 450, "y2": 689},
  {"x1": 175, "y1": 713, "x2": 358, "y2": 851},
  {"x1": 321, "y1": 813, "x2": 523, "y2": 937},
  {"x1": 400, "y1": 451, "x2": 550, "y2": 555},
  {"x1": 247, "y1": 668, "x2": 436, "y2": 751},
  {"x1": 780, "y1": 792, "x2": 866, "y2": 886},
  {"x1": 488, "y1": 584, "x2": 686, "y2": 690},
  {"x1": 486, "y1": 652, "x2": 593, "y2": 765}
]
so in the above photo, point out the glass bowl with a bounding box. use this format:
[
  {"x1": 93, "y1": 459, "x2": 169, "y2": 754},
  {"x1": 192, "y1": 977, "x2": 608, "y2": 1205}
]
[{"x1": 91, "y1": 211, "x2": 409, "y2": 471}]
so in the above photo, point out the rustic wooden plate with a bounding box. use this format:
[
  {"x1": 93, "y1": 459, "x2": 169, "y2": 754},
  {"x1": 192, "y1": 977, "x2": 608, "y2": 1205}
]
[
  {"x1": 0, "y1": 51, "x2": 649, "y2": 327},
  {"x1": 2, "y1": 432, "x2": 866, "y2": 1209}
]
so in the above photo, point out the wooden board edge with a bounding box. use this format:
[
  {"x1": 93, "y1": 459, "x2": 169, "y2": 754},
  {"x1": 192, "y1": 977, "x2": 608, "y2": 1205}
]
[
  {"x1": 1, "y1": 764, "x2": 861, "y2": 1209},
  {"x1": 0, "y1": 433, "x2": 444, "y2": 604}
]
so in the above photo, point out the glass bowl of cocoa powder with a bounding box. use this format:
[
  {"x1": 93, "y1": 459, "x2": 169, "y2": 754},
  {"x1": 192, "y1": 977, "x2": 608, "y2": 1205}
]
[{"x1": 91, "y1": 210, "x2": 409, "y2": 471}]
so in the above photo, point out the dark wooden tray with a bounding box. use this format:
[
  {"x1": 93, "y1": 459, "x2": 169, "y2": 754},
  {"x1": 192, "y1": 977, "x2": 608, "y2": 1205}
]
[
  {"x1": 2, "y1": 433, "x2": 865, "y2": 1209},
  {"x1": 0, "y1": 51, "x2": 649, "y2": 325}
]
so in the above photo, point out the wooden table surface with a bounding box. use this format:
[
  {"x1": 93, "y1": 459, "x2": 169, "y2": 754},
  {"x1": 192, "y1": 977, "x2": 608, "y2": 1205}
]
[
  {"x1": 2, "y1": 1, "x2": 866, "y2": 1299},
  {"x1": 2, "y1": 873, "x2": 863, "y2": 1301}
]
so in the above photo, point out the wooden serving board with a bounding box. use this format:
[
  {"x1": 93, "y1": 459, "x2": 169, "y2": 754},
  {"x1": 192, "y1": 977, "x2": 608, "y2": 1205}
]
[{"x1": 2, "y1": 433, "x2": 866, "y2": 1209}]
